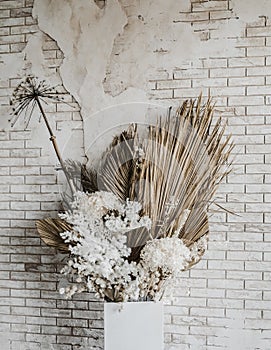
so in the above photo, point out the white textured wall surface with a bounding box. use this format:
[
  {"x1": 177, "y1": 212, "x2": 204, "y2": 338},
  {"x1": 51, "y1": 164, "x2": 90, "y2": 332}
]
[{"x1": 0, "y1": 0, "x2": 271, "y2": 349}]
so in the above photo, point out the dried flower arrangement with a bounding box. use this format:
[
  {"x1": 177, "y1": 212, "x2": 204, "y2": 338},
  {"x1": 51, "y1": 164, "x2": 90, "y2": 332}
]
[{"x1": 10, "y1": 76, "x2": 233, "y2": 302}]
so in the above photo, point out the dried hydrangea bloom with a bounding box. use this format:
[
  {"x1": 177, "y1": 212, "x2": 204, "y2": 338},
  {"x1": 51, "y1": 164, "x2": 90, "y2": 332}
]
[{"x1": 59, "y1": 191, "x2": 151, "y2": 301}]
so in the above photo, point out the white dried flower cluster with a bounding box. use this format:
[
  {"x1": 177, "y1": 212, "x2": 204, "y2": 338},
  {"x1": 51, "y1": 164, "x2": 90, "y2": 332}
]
[
  {"x1": 137, "y1": 234, "x2": 208, "y2": 300},
  {"x1": 59, "y1": 191, "x2": 150, "y2": 300},
  {"x1": 140, "y1": 237, "x2": 191, "y2": 275},
  {"x1": 57, "y1": 191, "x2": 208, "y2": 302},
  {"x1": 137, "y1": 237, "x2": 189, "y2": 300}
]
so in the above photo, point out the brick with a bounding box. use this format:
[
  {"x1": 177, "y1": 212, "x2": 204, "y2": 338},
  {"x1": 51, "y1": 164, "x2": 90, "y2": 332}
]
[
  {"x1": 26, "y1": 0, "x2": 34, "y2": 6},
  {"x1": 11, "y1": 184, "x2": 40, "y2": 192},
  {"x1": 0, "y1": 175, "x2": 24, "y2": 184},
  {"x1": 57, "y1": 300, "x2": 90, "y2": 310},
  {"x1": 247, "y1": 123, "x2": 271, "y2": 135},
  {"x1": 0, "y1": 17, "x2": 24, "y2": 27},
  {"x1": 247, "y1": 66, "x2": 271, "y2": 76},
  {"x1": 227, "y1": 174, "x2": 263, "y2": 184},
  {"x1": 11, "y1": 323, "x2": 40, "y2": 333},
  {"x1": 210, "y1": 86, "x2": 245, "y2": 96},
  {"x1": 0, "y1": 1, "x2": 24, "y2": 9},
  {"x1": 173, "y1": 69, "x2": 208, "y2": 79},
  {"x1": 246, "y1": 300, "x2": 271, "y2": 310},
  {"x1": 26, "y1": 334, "x2": 57, "y2": 343},
  {"x1": 10, "y1": 149, "x2": 40, "y2": 157},
  {"x1": 228, "y1": 76, "x2": 265, "y2": 86},
  {"x1": 149, "y1": 89, "x2": 173, "y2": 99},
  {"x1": 227, "y1": 250, "x2": 262, "y2": 261},
  {"x1": 247, "y1": 46, "x2": 271, "y2": 57},
  {"x1": 173, "y1": 296, "x2": 206, "y2": 307},
  {"x1": 0, "y1": 167, "x2": 9, "y2": 175},
  {"x1": 191, "y1": 288, "x2": 225, "y2": 299},
  {"x1": 10, "y1": 42, "x2": 25, "y2": 52},
  {"x1": 210, "y1": 10, "x2": 232, "y2": 20},
  {"x1": 10, "y1": 7, "x2": 32, "y2": 17},
  {"x1": 210, "y1": 67, "x2": 245, "y2": 78},
  {"x1": 245, "y1": 319, "x2": 271, "y2": 330},
  {"x1": 0, "y1": 10, "x2": 10, "y2": 18},
  {"x1": 229, "y1": 96, "x2": 264, "y2": 106},
  {"x1": 247, "y1": 26, "x2": 271, "y2": 37},
  {"x1": 56, "y1": 334, "x2": 101, "y2": 346},
  {"x1": 203, "y1": 58, "x2": 227, "y2": 68},
  {"x1": 11, "y1": 254, "x2": 41, "y2": 263},
  {"x1": 228, "y1": 56, "x2": 265, "y2": 67},
  {"x1": 191, "y1": 307, "x2": 224, "y2": 317},
  {"x1": 57, "y1": 318, "x2": 88, "y2": 327},
  {"x1": 41, "y1": 325, "x2": 71, "y2": 335},
  {"x1": 192, "y1": 1, "x2": 228, "y2": 11},
  {"x1": 41, "y1": 40, "x2": 60, "y2": 51},
  {"x1": 0, "y1": 44, "x2": 10, "y2": 53},
  {"x1": 10, "y1": 130, "x2": 31, "y2": 140},
  {"x1": 10, "y1": 166, "x2": 40, "y2": 175},
  {"x1": 11, "y1": 306, "x2": 40, "y2": 316},
  {"x1": 193, "y1": 77, "x2": 227, "y2": 88},
  {"x1": 173, "y1": 87, "x2": 207, "y2": 99},
  {"x1": 232, "y1": 133, "x2": 265, "y2": 144},
  {"x1": 25, "y1": 156, "x2": 54, "y2": 166},
  {"x1": 246, "y1": 203, "x2": 271, "y2": 212},
  {"x1": 156, "y1": 79, "x2": 191, "y2": 89},
  {"x1": 218, "y1": 183, "x2": 244, "y2": 193},
  {"x1": 235, "y1": 37, "x2": 265, "y2": 47},
  {"x1": 0, "y1": 140, "x2": 24, "y2": 149},
  {"x1": 0, "y1": 27, "x2": 9, "y2": 36},
  {"x1": 0, "y1": 34, "x2": 24, "y2": 44},
  {"x1": 246, "y1": 166, "x2": 271, "y2": 175},
  {"x1": 207, "y1": 298, "x2": 243, "y2": 309},
  {"x1": 176, "y1": 11, "x2": 209, "y2": 22},
  {"x1": 25, "y1": 175, "x2": 56, "y2": 185},
  {"x1": 26, "y1": 281, "x2": 56, "y2": 290}
]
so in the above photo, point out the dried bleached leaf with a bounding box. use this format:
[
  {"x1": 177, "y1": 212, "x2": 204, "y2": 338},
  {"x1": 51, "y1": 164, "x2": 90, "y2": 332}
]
[
  {"x1": 99, "y1": 96, "x2": 233, "y2": 263},
  {"x1": 36, "y1": 218, "x2": 72, "y2": 252}
]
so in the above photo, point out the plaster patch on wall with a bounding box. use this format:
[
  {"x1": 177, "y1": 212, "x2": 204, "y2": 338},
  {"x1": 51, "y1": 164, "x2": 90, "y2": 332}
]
[
  {"x1": 105, "y1": 0, "x2": 271, "y2": 97},
  {"x1": 105, "y1": 0, "x2": 198, "y2": 96},
  {"x1": 31, "y1": 0, "x2": 271, "y2": 164},
  {"x1": 231, "y1": 0, "x2": 271, "y2": 23},
  {"x1": 222, "y1": 313, "x2": 266, "y2": 350},
  {"x1": 104, "y1": 0, "x2": 246, "y2": 96},
  {"x1": 32, "y1": 0, "x2": 154, "y2": 165},
  {"x1": 32, "y1": 0, "x2": 147, "y2": 116},
  {"x1": 32, "y1": 0, "x2": 241, "y2": 108}
]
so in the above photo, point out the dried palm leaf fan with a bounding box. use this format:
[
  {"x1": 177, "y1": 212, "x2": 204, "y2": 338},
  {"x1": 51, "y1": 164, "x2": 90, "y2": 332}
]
[
  {"x1": 99, "y1": 95, "x2": 233, "y2": 263},
  {"x1": 36, "y1": 162, "x2": 98, "y2": 251},
  {"x1": 36, "y1": 218, "x2": 72, "y2": 252},
  {"x1": 36, "y1": 95, "x2": 233, "y2": 269}
]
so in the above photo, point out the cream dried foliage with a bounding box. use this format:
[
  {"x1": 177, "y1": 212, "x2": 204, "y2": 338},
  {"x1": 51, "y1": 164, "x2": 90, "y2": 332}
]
[
  {"x1": 36, "y1": 218, "x2": 71, "y2": 252},
  {"x1": 99, "y1": 95, "x2": 233, "y2": 262},
  {"x1": 37, "y1": 95, "x2": 233, "y2": 268}
]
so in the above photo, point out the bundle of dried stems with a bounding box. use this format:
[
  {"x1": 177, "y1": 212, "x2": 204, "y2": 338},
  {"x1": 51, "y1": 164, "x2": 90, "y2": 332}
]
[{"x1": 36, "y1": 95, "x2": 233, "y2": 267}]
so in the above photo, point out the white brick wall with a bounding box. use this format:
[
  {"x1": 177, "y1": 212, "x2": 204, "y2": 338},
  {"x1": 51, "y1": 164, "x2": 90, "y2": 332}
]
[{"x1": 0, "y1": 0, "x2": 271, "y2": 349}]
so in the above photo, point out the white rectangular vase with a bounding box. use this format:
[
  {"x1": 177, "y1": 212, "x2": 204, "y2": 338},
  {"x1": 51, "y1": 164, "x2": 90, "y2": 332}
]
[{"x1": 104, "y1": 301, "x2": 164, "y2": 350}]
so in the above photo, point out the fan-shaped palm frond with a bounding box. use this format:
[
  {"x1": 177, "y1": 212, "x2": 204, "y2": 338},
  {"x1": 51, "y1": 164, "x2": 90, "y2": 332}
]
[
  {"x1": 99, "y1": 96, "x2": 233, "y2": 263},
  {"x1": 98, "y1": 123, "x2": 139, "y2": 201},
  {"x1": 36, "y1": 218, "x2": 72, "y2": 252},
  {"x1": 64, "y1": 159, "x2": 98, "y2": 193}
]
